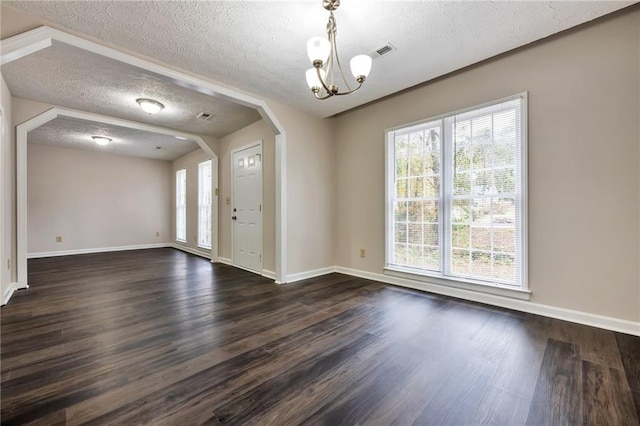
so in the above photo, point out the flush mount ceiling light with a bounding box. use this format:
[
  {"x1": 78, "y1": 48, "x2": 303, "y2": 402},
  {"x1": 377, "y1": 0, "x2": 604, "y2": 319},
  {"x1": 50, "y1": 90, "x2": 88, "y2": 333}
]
[
  {"x1": 91, "y1": 136, "x2": 111, "y2": 146},
  {"x1": 136, "y1": 98, "x2": 165, "y2": 114},
  {"x1": 305, "y1": 0, "x2": 372, "y2": 100}
]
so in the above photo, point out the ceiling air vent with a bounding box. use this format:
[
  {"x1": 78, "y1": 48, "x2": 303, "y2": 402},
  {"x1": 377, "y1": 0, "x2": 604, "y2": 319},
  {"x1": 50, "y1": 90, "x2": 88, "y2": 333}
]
[
  {"x1": 196, "y1": 112, "x2": 214, "y2": 121},
  {"x1": 369, "y1": 42, "x2": 397, "y2": 60}
]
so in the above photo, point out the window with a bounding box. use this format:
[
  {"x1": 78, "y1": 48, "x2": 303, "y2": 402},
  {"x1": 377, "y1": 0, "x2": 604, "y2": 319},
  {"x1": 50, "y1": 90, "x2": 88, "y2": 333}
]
[
  {"x1": 176, "y1": 169, "x2": 186, "y2": 243},
  {"x1": 198, "y1": 160, "x2": 213, "y2": 249},
  {"x1": 386, "y1": 94, "x2": 526, "y2": 289}
]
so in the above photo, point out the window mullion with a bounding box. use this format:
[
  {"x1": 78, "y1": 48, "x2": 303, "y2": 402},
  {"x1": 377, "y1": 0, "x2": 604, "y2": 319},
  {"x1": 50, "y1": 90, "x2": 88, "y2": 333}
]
[{"x1": 442, "y1": 117, "x2": 451, "y2": 277}]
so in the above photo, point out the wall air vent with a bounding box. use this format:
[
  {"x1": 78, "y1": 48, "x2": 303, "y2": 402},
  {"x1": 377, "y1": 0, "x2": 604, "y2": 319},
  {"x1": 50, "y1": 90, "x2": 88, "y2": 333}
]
[
  {"x1": 369, "y1": 42, "x2": 397, "y2": 60},
  {"x1": 196, "y1": 112, "x2": 214, "y2": 121}
]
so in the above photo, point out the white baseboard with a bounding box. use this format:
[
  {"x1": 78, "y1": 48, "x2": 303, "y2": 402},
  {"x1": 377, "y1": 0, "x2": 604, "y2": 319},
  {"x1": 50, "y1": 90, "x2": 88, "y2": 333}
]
[
  {"x1": 171, "y1": 244, "x2": 212, "y2": 260},
  {"x1": 335, "y1": 266, "x2": 640, "y2": 337},
  {"x1": 286, "y1": 266, "x2": 336, "y2": 284},
  {"x1": 214, "y1": 257, "x2": 275, "y2": 280},
  {"x1": 27, "y1": 243, "x2": 172, "y2": 259},
  {"x1": 262, "y1": 269, "x2": 276, "y2": 280},
  {"x1": 2, "y1": 282, "x2": 17, "y2": 306}
]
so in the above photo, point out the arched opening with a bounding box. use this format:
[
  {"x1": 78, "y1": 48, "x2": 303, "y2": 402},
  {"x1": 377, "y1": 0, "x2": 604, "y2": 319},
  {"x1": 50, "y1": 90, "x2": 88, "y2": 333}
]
[{"x1": 2, "y1": 26, "x2": 288, "y2": 291}]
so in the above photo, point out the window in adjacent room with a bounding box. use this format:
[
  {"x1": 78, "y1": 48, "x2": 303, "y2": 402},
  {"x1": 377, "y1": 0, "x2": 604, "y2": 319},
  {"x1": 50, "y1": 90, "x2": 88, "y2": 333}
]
[
  {"x1": 176, "y1": 169, "x2": 187, "y2": 243},
  {"x1": 198, "y1": 160, "x2": 213, "y2": 250},
  {"x1": 386, "y1": 94, "x2": 527, "y2": 290}
]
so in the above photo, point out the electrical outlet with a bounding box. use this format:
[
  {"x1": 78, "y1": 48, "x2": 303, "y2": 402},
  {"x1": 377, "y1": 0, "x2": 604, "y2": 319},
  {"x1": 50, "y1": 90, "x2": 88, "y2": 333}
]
[
  {"x1": 56, "y1": 236, "x2": 63, "y2": 243},
  {"x1": 360, "y1": 248, "x2": 366, "y2": 258},
  {"x1": 156, "y1": 231, "x2": 160, "y2": 237}
]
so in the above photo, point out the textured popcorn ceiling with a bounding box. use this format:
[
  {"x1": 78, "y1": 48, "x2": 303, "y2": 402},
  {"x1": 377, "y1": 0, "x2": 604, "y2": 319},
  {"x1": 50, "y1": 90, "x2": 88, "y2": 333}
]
[
  {"x1": 28, "y1": 116, "x2": 201, "y2": 161},
  {"x1": 3, "y1": 1, "x2": 634, "y2": 117},
  {"x1": 2, "y1": 42, "x2": 262, "y2": 138}
]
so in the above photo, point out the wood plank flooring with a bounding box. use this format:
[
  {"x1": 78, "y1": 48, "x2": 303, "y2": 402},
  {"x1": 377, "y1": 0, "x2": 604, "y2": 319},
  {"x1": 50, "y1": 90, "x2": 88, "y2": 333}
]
[{"x1": 1, "y1": 248, "x2": 638, "y2": 425}]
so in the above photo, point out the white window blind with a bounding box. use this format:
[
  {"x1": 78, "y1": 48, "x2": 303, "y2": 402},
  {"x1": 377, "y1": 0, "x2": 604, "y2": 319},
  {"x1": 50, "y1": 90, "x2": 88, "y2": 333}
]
[
  {"x1": 176, "y1": 169, "x2": 187, "y2": 243},
  {"x1": 198, "y1": 160, "x2": 212, "y2": 249},
  {"x1": 387, "y1": 95, "x2": 526, "y2": 289},
  {"x1": 391, "y1": 119, "x2": 443, "y2": 273}
]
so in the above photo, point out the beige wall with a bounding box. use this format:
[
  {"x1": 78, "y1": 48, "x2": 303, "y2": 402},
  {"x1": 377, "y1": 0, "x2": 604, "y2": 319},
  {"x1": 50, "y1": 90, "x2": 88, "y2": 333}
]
[
  {"x1": 268, "y1": 102, "x2": 336, "y2": 276},
  {"x1": 1, "y1": 75, "x2": 14, "y2": 295},
  {"x1": 334, "y1": 9, "x2": 640, "y2": 322},
  {"x1": 27, "y1": 143, "x2": 172, "y2": 253},
  {"x1": 13, "y1": 97, "x2": 52, "y2": 127},
  {"x1": 218, "y1": 119, "x2": 276, "y2": 273},
  {"x1": 171, "y1": 148, "x2": 214, "y2": 256}
]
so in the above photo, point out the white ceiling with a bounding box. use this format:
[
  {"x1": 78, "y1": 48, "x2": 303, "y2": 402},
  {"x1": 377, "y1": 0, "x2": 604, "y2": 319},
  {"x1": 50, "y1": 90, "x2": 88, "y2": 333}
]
[
  {"x1": 28, "y1": 116, "x2": 201, "y2": 161},
  {"x1": 1, "y1": 41, "x2": 262, "y2": 138},
  {"x1": 4, "y1": 1, "x2": 635, "y2": 118}
]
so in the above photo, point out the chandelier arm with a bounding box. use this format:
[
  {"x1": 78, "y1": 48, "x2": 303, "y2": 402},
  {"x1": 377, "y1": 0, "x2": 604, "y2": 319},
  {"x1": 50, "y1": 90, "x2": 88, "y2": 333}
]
[
  {"x1": 316, "y1": 67, "x2": 333, "y2": 95},
  {"x1": 313, "y1": 91, "x2": 334, "y2": 100},
  {"x1": 332, "y1": 81, "x2": 363, "y2": 96},
  {"x1": 330, "y1": 28, "x2": 353, "y2": 91},
  {"x1": 327, "y1": 36, "x2": 335, "y2": 87}
]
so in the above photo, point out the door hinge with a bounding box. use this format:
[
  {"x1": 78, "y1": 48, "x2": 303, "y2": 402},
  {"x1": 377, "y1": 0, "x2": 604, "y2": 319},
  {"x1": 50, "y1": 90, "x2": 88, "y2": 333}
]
[
  {"x1": 259, "y1": 204, "x2": 262, "y2": 212},
  {"x1": 215, "y1": 188, "x2": 219, "y2": 196}
]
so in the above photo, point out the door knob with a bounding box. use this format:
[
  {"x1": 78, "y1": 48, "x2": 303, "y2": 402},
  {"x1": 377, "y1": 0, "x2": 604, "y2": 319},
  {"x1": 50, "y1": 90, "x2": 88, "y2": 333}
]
[{"x1": 232, "y1": 216, "x2": 237, "y2": 220}]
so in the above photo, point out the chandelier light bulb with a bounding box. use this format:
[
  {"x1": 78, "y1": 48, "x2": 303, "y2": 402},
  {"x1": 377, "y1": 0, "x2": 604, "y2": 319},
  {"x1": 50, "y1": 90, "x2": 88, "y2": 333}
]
[
  {"x1": 350, "y1": 55, "x2": 372, "y2": 81},
  {"x1": 306, "y1": 68, "x2": 326, "y2": 90},
  {"x1": 307, "y1": 37, "x2": 331, "y2": 66}
]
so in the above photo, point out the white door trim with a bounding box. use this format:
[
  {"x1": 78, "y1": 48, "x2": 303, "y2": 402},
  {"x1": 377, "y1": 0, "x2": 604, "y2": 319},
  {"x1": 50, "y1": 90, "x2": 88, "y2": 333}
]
[
  {"x1": 230, "y1": 141, "x2": 263, "y2": 272},
  {"x1": 14, "y1": 106, "x2": 220, "y2": 289},
  {"x1": 1, "y1": 26, "x2": 287, "y2": 284},
  {"x1": 0, "y1": 106, "x2": 5, "y2": 301}
]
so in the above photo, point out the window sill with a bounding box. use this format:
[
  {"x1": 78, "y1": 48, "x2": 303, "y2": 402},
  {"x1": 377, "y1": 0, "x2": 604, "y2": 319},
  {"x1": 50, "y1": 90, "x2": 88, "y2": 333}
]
[
  {"x1": 197, "y1": 246, "x2": 212, "y2": 252},
  {"x1": 383, "y1": 266, "x2": 530, "y2": 301},
  {"x1": 175, "y1": 240, "x2": 187, "y2": 245}
]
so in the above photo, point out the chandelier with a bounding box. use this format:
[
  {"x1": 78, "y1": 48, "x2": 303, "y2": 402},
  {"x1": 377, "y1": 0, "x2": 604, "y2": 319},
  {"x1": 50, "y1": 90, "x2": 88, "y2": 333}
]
[{"x1": 305, "y1": 0, "x2": 372, "y2": 100}]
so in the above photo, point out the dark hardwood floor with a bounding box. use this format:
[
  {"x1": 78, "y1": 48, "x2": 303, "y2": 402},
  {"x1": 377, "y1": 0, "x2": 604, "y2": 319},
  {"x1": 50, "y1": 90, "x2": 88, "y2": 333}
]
[{"x1": 1, "y1": 248, "x2": 638, "y2": 425}]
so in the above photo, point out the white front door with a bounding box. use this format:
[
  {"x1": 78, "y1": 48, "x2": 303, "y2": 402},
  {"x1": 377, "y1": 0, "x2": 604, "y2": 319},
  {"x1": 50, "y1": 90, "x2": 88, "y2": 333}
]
[{"x1": 232, "y1": 144, "x2": 262, "y2": 273}]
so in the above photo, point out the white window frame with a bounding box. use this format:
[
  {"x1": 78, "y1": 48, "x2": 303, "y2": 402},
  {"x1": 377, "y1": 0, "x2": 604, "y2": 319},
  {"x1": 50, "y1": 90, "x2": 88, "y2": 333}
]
[
  {"x1": 197, "y1": 160, "x2": 213, "y2": 250},
  {"x1": 384, "y1": 93, "x2": 528, "y2": 297},
  {"x1": 176, "y1": 168, "x2": 187, "y2": 244}
]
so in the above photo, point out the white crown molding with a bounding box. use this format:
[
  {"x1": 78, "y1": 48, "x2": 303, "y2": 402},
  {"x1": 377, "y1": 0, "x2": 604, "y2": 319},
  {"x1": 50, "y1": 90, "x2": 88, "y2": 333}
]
[
  {"x1": 0, "y1": 26, "x2": 52, "y2": 65},
  {"x1": 1, "y1": 25, "x2": 287, "y2": 284}
]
